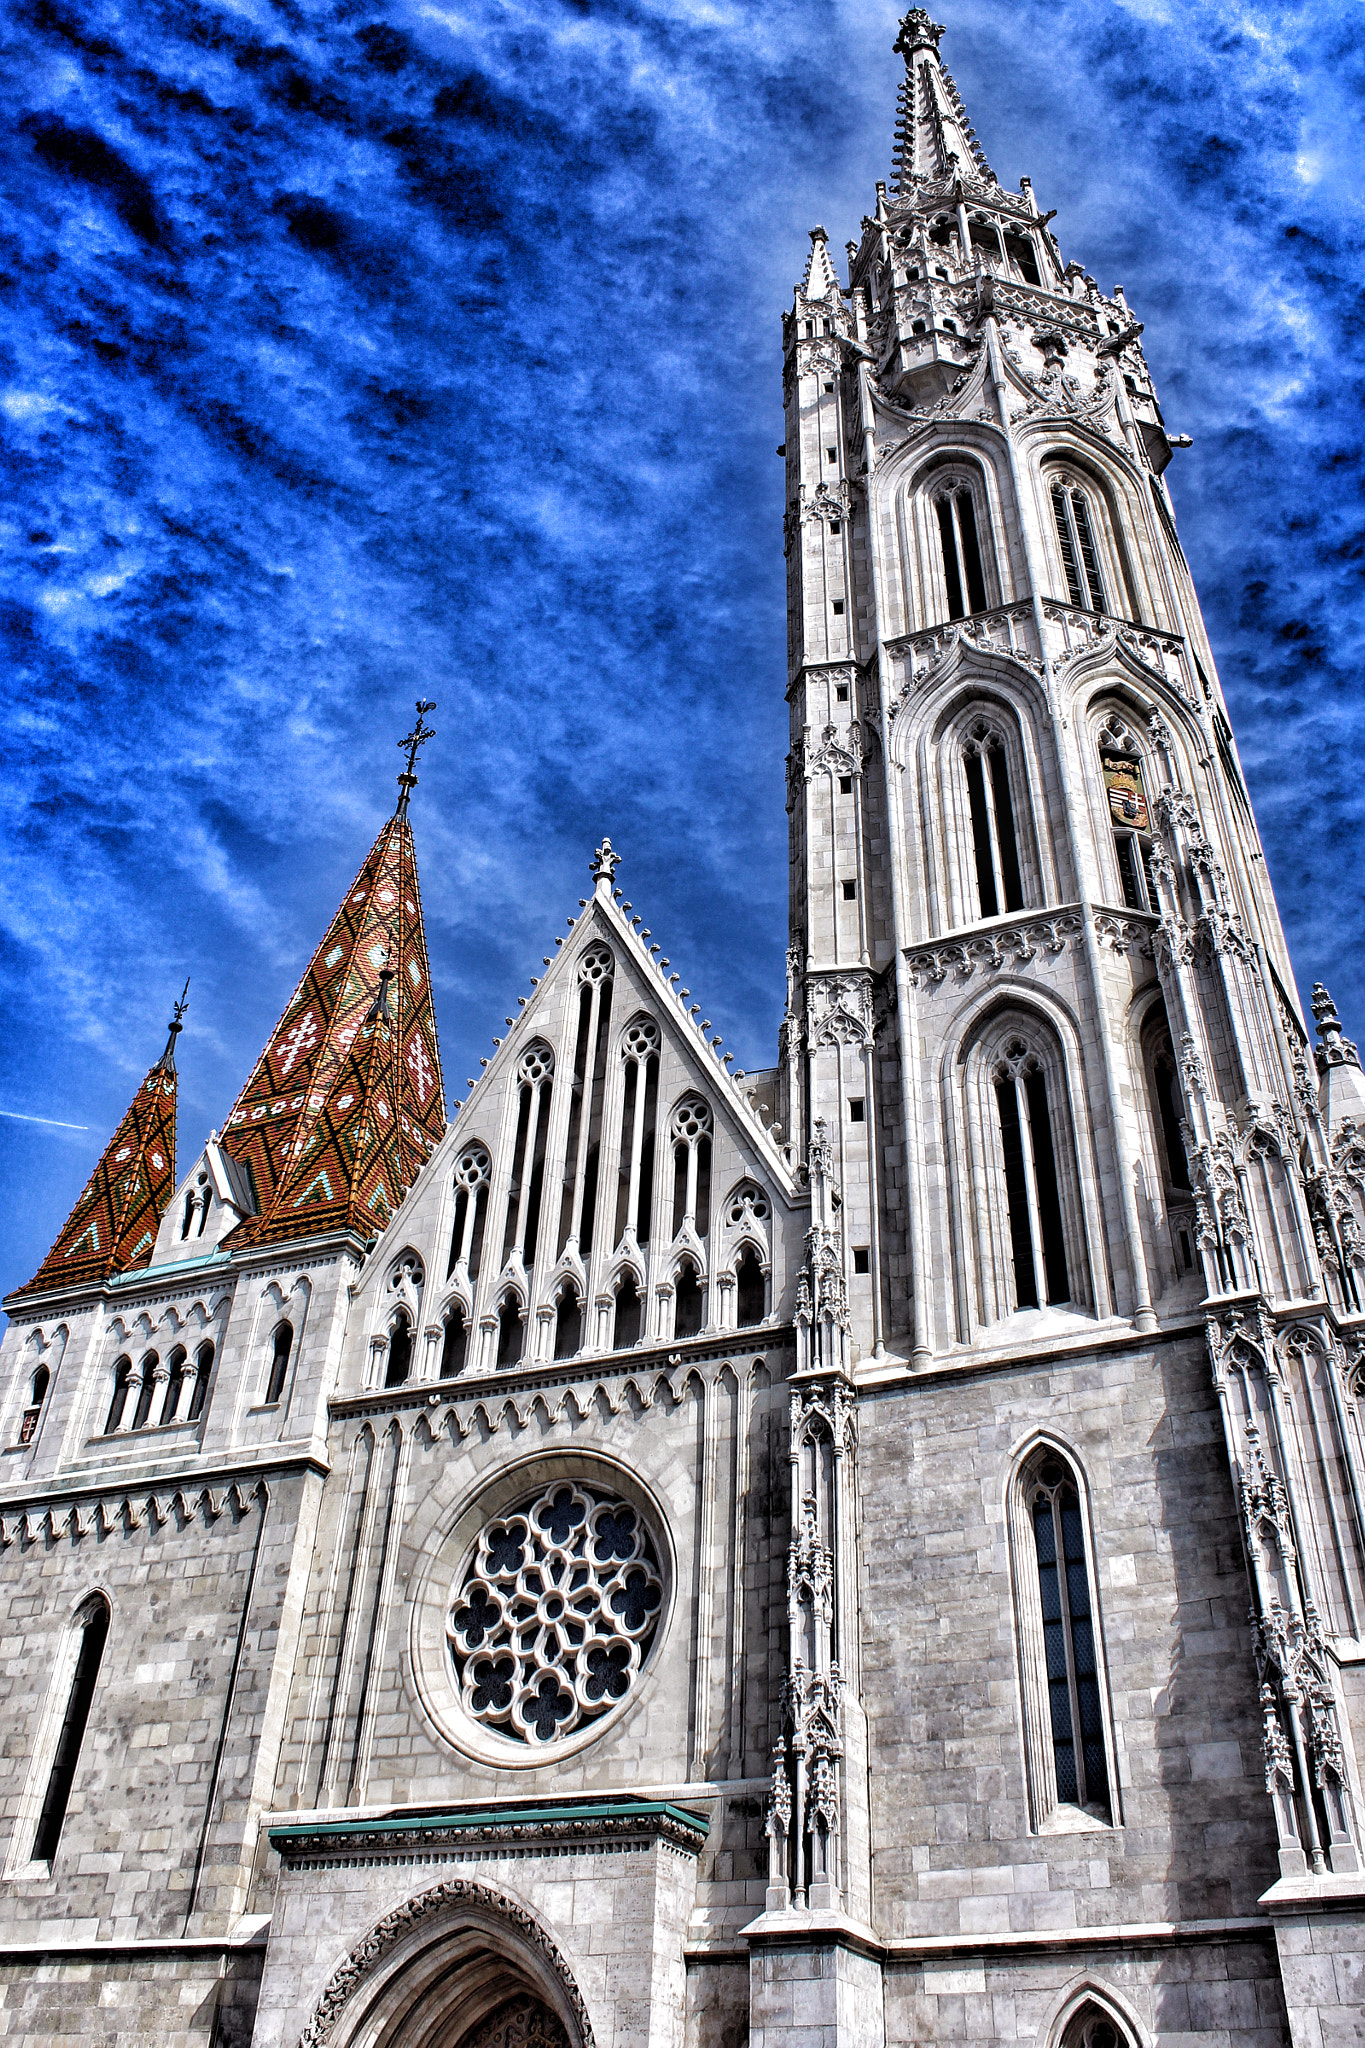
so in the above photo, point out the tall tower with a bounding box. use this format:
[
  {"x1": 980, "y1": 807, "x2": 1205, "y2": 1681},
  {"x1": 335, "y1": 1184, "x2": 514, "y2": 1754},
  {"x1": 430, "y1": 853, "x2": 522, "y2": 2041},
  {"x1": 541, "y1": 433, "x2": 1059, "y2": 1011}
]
[{"x1": 771, "y1": 11, "x2": 1365, "y2": 2045}]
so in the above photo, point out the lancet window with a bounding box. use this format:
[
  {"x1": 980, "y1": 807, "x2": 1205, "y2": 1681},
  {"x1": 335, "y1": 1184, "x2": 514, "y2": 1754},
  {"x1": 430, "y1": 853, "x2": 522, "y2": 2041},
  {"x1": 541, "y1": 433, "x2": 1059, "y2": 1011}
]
[
  {"x1": 612, "y1": 1271, "x2": 643, "y2": 1350},
  {"x1": 447, "y1": 1143, "x2": 491, "y2": 1281},
  {"x1": 556, "y1": 945, "x2": 615, "y2": 1261},
  {"x1": 265, "y1": 1321, "x2": 293, "y2": 1404},
  {"x1": 1141, "y1": 1008, "x2": 1192, "y2": 1198},
  {"x1": 673, "y1": 1258, "x2": 704, "y2": 1339},
  {"x1": 614, "y1": 1016, "x2": 660, "y2": 1249},
  {"x1": 735, "y1": 1244, "x2": 766, "y2": 1326},
  {"x1": 384, "y1": 1311, "x2": 413, "y2": 1387},
  {"x1": 180, "y1": 1170, "x2": 211, "y2": 1241},
  {"x1": 934, "y1": 482, "x2": 988, "y2": 620},
  {"x1": 670, "y1": 1095, "x2": 713, "y2": 1242},
  {"x1": 553, "y1": 1283, "x2": 582, "y2": 1360},
  {"x1": 440, "y1": 1301, "x2": 468, "y2": 1377},
  {"x1": 963, "y1": 719, "x2": 1025, "y2": 918},
  {"x1": 502, "y1": 1043, "x2": 556, "y2": 1274},
  {"x1": 1051, "y1": 477, "x2": 1107, "y2": 613},
  {"x1": 496, "y1": 1292, "x2": 525, "y2": 1368},
  {"x1": 17, "y1": 1360, "x2": 50, "y2": 1445},
  {"x1": 29, "y1": 1595, "x2": 110, "y2": 1868},
  {"x1": 1059, "y1": 2003, "x2": 1133, "y2": 2048},
  {"x1": 1011, "y1": 1446, "x2": 1115, "y2": 1829},
  {"x1": 993, "y1": 1036, "x2": 1070, "y2": 1310}
]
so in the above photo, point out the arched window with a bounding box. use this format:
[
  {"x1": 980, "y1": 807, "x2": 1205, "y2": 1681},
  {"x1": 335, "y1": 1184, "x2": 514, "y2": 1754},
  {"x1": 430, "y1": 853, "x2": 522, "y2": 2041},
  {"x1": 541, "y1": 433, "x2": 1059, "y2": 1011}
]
[
  {"x1": 1051, "y1": 477, "x2": 1107, "y2": 613},
  {"x1": 265, "y1": 1322, "x2": 293, "y2": 1404},
  {"x1": 963, "y1": 719, "x2": 1024, "y2": 918},
  {"x1": 674, "y1": 1260, "x2": 704, "y2": 1339},
  {"x1": 933, "y1": 483, "x2": 988, "y2": 620},
  {"x1": 670, "y1": 1096, "x2": 713, "y2": 1240},
  {"x1": 104, "y1": 1357, "x2": 132, "y2": 1435},
  {"x1": 385, "y1": 1311, "x2": 413, "y2": 1387},
  {"x1": 501, "y1": 1043, "x2": 555, "y2": 1275},
  {"x1": 1059, "y1": 2004, "x2": 1132, "y2": 2048},
  {"x1": 161, "y1": 1346, "x2": 187, "y2": 1426},
  {"x1": 555, "y1": 945, "x2": 615, "y2": 1261},
  {"x1": 18, "y1": 1361, "x2": 50, "y2": 1446},
  {"x1": 440, "y1": 1302, "x2": 468, "y2": 1378},
  {"x1": 1003, "y1": 229, "x2": 1040, "y2": 285},
  {"x1": 447, "y1": 1144, "x2": 491, "y2": 1281},
  {"x1": 1098, "y1": 722, "x2": 1157, "y2": 913},
  {"x1": 553, "y1": 1284, "x2": 582, "y2": 1360},
  {"x1": 993, "y1": 1037, "x2": 1070, "y2": 1309},
  {"x1": 612, "y1": 1272, "x2": 642, "y2": 1350},
  {"x1": 31, "y1": 1595, "x2": 110, "y2": 1866},
  {"x1": 1143, "y1": 1013, "x2": 1191, "y2": 1196},
  {"x1": 131, "y1": 1353, "x2": 158, "y2": 1432},
  {"x1": 1013, "y1": 1446, "x2": 1114, "y2": 1828},
  {"x1": 735, "y1": 1245, "x2": 766, "y2": 1327},
  {"x1": 188, "y1": 1342, "x2": 213, "y2": 1421},
  {"x1": 614, "y1": 1016, "x2": 660, "y2": 1250},
  {"x1": 496, "y1": 1293, "x2": 525, "y2": 1369}
]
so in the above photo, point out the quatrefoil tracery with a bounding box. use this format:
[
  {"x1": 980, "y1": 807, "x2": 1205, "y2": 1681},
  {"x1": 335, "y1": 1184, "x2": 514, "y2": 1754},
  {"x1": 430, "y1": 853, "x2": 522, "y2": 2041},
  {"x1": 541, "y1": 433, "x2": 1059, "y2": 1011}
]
[{"x1": 447, "y1": 1481, "x2": 663, "y2": 1746}]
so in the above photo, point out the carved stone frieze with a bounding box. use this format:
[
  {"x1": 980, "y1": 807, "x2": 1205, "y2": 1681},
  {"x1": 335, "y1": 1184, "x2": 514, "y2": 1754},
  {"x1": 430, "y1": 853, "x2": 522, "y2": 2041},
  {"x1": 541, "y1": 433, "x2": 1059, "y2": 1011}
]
[
  {"x1": 807, "y1": 972, "x2": 874, "y2": 1049},
  {"x1": 905, "y1": 910, "x2": 1084, "y2": 987},
  {"x1": 1093, "y1": 912, "x2": 1154, "y2": 958}
]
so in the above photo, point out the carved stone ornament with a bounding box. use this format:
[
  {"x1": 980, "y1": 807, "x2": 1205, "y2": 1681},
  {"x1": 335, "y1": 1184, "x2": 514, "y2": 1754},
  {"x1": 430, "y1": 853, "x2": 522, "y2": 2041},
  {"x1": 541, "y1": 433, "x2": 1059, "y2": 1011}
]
[
  {"x1": 1313, "y1": 983, "x2": 1362, "y2": 1075},
  {"x1": 807, "y1": 974, "x2": 874, "y2": 1048},
  {"x1": 294, "y1": 1875, "x2": 595, "y2": 2048},
  {"x1": 906, "y1": 910, "x2": 1084, "y2": 987}
]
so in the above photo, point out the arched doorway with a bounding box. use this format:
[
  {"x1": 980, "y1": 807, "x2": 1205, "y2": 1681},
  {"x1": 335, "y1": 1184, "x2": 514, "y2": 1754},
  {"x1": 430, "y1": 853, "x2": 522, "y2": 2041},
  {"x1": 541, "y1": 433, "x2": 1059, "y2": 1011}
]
[{"x1": 297, "y1": 1875, "x2": 592, "y2": 2048}]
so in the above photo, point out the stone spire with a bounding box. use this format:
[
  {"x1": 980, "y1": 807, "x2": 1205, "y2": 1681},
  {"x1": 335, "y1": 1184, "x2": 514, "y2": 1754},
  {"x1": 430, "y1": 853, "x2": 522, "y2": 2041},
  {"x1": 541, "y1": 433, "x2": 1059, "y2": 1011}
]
[
  {"x1": 11, "y1": 1000, "x2": 183, "y2": 1301},
  {"x1": 890, "y1": 8, "x2": 995, "y2": 190},
  {"x1": 219, "y1": 718, "x2": 446, "y2": 1248}
]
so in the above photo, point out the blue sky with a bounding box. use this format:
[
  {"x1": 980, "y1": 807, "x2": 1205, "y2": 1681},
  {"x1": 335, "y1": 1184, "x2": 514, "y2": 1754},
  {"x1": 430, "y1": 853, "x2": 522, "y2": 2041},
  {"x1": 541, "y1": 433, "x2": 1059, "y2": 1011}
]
[{"x1": 1, "y1": 0, "x2": 1361, "y2": 1301}]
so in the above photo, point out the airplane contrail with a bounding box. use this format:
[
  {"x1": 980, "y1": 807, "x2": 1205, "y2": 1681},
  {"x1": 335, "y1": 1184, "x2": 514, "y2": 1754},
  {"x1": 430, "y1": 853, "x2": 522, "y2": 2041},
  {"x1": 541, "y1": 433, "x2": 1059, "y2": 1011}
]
[{"x1": 0, "y1": 1110, "x2": 90, "y2": 1131}]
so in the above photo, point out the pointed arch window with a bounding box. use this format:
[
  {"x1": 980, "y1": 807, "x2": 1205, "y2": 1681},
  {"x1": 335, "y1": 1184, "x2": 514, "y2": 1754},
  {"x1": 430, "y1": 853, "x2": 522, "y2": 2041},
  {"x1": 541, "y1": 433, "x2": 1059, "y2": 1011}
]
[
  {"x1": 496, "y1": 1292, "x2": 525, "y2": 1368},
  {"x1": 553, "y1": 1283, "x2": 582, "y2": 1360},
  {"x1": 448, "y1": 1144, "x2": 491, "y2": 1282},
  {"x1": 614, "y1": 1016, "x2": 660, "y2": 1251},
  {"x1": 31, "y1": 1595, "x2": 110, "y2": 1867},
  {"x1": 994, "y1": 1038, "x2": 1069, "y2": 1309},
  {"x1": 188, "y1": 1341, "x2": 213, "y2": 1421},
  {"x1": 265, "y1": 1321, "x2": 293, "y2": 1405},
  {"x1": 131, "y1": 1352, "x2": 158, "y2": 1431},
  {"x1": 1052, "y1": 479, "x2": 1107, "y2": 613},
  {"x1": 963, "y1": 719, "x2": 1024, "y2": 918},
  {"x1": 670, "y1": 1096, "x2": 713, "y2": 1241},
  {"x1": 673, "y1": 1259, "x2": 704, "y2": 1339},
  {"x1": 1060, "y1": 2007, "x2": 1132, "y2": 2048},
  {"x1": 934, "y1": 483, "x2": 988, "y2": 620},
  {"x1": 385, "y1": 1311, "x2": 413, "y2": 1388},
  {"x1": 1098, "y1": 727, "x2": 1157, "y2": 913},
  {"x1": 1011, "y1": 1446, "x2": 1116, "y2": 1830},
  {"x1": 612, "y1": 1271, "x2": 642, "y2": 1350},
  {"x1": 104, "y1": 1357, "x2": 132, "y2": 1434},
  {"x1": 440, "y1": 1301, "x2": 468, "y2": 1378},
  {"x1": 502, "y1": 1043, "x2": 555, "y2": 1274},
  {"x1": 735, "y1": 1245, "x2": 766, "y2": 1327},
  {"x1": 556, "y1": 944, "x2": 615, "y2": 1261},
  {"x1": 162, "y1": 1346, "x2": 188, "y2": 1425}
]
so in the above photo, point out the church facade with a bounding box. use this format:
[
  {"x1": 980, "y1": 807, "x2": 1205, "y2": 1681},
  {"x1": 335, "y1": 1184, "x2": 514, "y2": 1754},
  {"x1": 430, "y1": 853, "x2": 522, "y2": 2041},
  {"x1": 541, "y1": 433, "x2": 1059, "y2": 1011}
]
[{"x1": 3, "y1": 14, "x2": 1365, "y2": 2046}]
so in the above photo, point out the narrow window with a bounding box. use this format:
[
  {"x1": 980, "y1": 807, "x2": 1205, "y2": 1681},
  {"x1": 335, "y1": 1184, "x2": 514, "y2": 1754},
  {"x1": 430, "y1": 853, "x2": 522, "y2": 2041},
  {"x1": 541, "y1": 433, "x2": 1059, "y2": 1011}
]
[
  {"x1": 1004, "y1": 231, "x2": 1040, "y2": 285},
  {"x1": 849, "y1": 1098, "x2": 865, "y2": 1122},
  {"x1": 841, "y1": 879, "x2": 856, "y2": 900},
  {"x1": 852, "y1": 1246, "x2": 871, "y2": 1275},
  {"x1": 736, "y1": 1247, "x2": 765, "y2": 1327},
  {"x1": 496, "y1": 1295, "x2": 524, "y2": 1368},
  {"x1": 265, "y1": 1322, "x2": 293, "y2": 1404},
  {"x1": 32, "y1": 1597, "x2": 110, "y2": 1866},
  {"x1": 553, "y1": 1286, "x2": 582, "y2": 1360},
  {"x1": 440, "y1": 1303, "x2": 468, "y2": 1378},
  {"x1": 936, "y1": 487, "x2": 989, "y2": 620},
  {"x1": 181, "y1": 1190, "x2": 195, "y2": 1240},
  {"x1": 19, "y1": 1363, "x2": 49, "y2": 1445},
  {"x1": 826, "y1": 446, "x2": 837, "y2": 464},
  {"x1": 674, "y1": 1262, "x2": 704, "y2": 1338},
  {"x1": 385, "y1": 1313, "x2": 413, "y2": 1387},
  {"x1": 447, "y1": 1146, "x2": 492, "y2": 1279},
  {"x1": 835, "y1": 683, "x2": 849, "y2": 702},
  {"x1": 1144, "y1": 1017, "x2": 1192, "y2": 1193},
  {"x1": 832, "y1": 599, "x2": 844, "y2": 615},
  {"x1": 613, "y1": 1273, "x2": 642, "y2": 1350},
  {"x1": 1029, "y1": 1458, "x2": 1111, "y2": 1819},
  {"x1": 994, "y1": 1040, "x2": 1070, "y2": 1310},
  {"x1": 822, "y1": 380, "x2": 834, "y2": 393},
  {"x1": 188, "y1": 1343, "x2": 213, "y2": 1421},
  {"x1": 131, "y1": 1354, "x2": 158, "y2": 1432},
  {"x1": 1051, "y1": 482, "x2": 1107, "y2": 612},
  {"x1": 105, "y1": 1358, "x2": 132, "y2": 1435},
  {"x1": 1100, "y1": 746, "x2": 1156, "y2": 912},
  {"x1": 936, "y1": 496, "x2": 964, "y2": 618},
  {"x1": 964, "y1": 726, "x2": 1025, "y2": 918},
  {"x1": 161, "y1": 1347, "x2": 187, "y2": 1425},
  {"x1": 839, "y1": 774, "x2": 853, "y2": 793}
]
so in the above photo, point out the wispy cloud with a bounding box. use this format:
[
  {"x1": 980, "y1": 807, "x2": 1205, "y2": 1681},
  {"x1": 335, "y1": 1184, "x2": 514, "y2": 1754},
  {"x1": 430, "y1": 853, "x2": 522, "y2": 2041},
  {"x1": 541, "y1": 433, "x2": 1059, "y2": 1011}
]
[{"x1": 0, "y1": 0, "x2": 1361, "y2": 1295}]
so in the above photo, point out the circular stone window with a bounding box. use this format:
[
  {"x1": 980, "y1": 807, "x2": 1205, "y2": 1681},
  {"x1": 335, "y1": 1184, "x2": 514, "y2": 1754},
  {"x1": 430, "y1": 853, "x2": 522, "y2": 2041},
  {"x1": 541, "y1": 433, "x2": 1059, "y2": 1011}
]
[{"x1": 446, "y1": 1480, "x2": 664, "y2": 1747}]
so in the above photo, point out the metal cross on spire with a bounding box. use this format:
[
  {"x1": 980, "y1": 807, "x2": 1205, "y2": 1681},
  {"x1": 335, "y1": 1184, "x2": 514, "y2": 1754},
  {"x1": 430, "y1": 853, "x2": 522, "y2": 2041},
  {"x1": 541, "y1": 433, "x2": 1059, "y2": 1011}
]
[
  {"x1": 395, "y1": 700, "x2": 437, "y2": 817},
  {"x1": 160, "y1": 977, "x2": 191, "y2": 1070}
]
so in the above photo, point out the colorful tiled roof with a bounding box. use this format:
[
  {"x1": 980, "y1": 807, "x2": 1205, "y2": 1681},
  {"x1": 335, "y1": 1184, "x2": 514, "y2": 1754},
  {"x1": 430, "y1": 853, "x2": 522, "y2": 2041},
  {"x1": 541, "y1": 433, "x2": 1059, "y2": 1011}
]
[{"x1": 219, "y1": 813, "x2": 445, "y2": 1246}]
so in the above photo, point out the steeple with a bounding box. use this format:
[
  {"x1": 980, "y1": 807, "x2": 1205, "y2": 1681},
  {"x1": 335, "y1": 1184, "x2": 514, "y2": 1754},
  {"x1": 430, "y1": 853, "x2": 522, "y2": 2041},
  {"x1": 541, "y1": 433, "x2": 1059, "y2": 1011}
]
[
  {"x1": 218, "y1": 705, "x2": 445, "y2": 1247},
  {"x1": 11, "y1": 992, "x2": 184, "y2": 1301},
  {"x1": 890, "y1": 8, "x2": 995, "y2": 190}
]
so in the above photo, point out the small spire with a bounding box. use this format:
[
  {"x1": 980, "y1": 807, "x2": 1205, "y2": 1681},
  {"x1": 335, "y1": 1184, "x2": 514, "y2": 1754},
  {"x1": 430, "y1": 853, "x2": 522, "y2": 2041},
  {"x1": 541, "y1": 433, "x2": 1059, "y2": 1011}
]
[
  {"x1": 894, "y1": 7, "x2": 945, "y2": 58},
  {"x1": 802, "y1": 227, "x2": 839, "y2": 300},
  {"x1": 395, "y1": 699, "x2": 437, "y2": 818},
  {"x1": 591, "y1": 839, "x2": 621, "y2": 897},
  {"x1": 1312, "y1": 983, "x2": 1361, "y2": 1073},
  {"x1": 890, "y1": 8, "x2": 995, "y2": 190},
  {"x1": 159, "y1": 977, "x2": 190, "y2": 1071}
]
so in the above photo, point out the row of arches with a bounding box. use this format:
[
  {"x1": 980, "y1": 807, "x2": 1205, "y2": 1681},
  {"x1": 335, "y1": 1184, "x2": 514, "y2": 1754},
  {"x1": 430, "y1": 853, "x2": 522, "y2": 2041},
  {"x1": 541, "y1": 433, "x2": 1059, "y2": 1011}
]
[{"x1": 103, "y1": 1344, "x2": 213, "y2": 1434}]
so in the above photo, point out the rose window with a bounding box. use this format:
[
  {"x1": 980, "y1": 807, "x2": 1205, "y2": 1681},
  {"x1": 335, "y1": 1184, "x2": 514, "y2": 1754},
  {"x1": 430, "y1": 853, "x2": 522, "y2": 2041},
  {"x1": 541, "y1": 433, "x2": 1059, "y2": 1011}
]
[{"x1": 447, "y1": 1482, "x2": 663, "y2": 1745}]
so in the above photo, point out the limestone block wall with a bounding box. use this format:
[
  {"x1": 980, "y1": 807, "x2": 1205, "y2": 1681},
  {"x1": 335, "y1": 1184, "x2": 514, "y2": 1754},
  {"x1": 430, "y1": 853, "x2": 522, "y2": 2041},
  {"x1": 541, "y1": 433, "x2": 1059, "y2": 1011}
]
[
  {"x1": 0, "y1": 1941, "x2": 263, "y2": 2048},
  {"x1": 857, "y1": 1327, "x2": 1280, "y2": 1940}
]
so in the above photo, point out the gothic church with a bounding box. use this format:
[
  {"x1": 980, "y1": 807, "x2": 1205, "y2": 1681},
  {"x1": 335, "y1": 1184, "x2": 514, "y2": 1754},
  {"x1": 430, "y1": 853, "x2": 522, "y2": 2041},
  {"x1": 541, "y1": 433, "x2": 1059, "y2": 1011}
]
[{"x1": 3, "y1": 14, "x2": 1364, "y2": 2047}]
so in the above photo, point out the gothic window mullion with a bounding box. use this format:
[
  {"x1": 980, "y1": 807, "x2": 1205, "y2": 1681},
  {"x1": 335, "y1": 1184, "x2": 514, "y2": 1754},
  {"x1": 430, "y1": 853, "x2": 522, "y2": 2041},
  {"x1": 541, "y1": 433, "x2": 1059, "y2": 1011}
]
[{"x1": 995, "y1": 1073, "x2": 1041, "y2": 1309}]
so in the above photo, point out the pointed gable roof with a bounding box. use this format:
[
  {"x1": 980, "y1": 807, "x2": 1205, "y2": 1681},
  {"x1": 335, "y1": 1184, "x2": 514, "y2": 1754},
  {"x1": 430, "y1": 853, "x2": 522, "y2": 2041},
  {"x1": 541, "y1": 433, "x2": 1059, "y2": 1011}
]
[
  {"x1": 11, "y1": 1005, "x2": 183, "y2": 1303},
  {"x1": 803, "y1": 227, "x2": 840, "y2": 301},
  {"x1": 219, "y1": 810, "x2": 446, "y2": 1248},
  {"x1": 891, "y1": 9, "x2": 995, "y2": 190}
]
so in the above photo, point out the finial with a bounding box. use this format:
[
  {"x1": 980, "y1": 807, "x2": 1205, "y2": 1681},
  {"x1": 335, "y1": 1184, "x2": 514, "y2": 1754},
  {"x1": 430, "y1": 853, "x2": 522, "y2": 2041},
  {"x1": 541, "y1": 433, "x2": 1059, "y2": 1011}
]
[
  {"x1": 395, "y1": 699, "x2": 437, "y2": 817},
  {"x1": 159, "y1": 977, "x2": 190, "y2": 1070},
  {"x1": 1312, "y1": 983, "x2": 1361, "y2": 1074},
  {"x1": 591, "y1": 839, "x2": 620, "y2": 897},
  {"x1": 809, "y1": 225, "x2": 828, "y2": 245},
  {"x1": 894, "y1": 8, "x2": 945, "y2": 60},
  {"x1": 366, "y1": 938, "x2": 398, "y2": 1024}
]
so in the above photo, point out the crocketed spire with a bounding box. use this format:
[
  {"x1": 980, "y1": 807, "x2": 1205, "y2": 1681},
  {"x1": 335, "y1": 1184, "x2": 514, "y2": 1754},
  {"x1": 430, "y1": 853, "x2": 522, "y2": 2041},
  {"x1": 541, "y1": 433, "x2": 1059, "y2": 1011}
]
[
  {"x1": 890, "y1": 9, "x2": 995, "y2": 190},
  {"x1": 11, "y1": 1000, "x2": 183, "y2": 1301}
]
